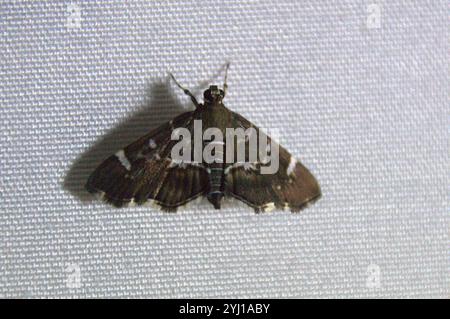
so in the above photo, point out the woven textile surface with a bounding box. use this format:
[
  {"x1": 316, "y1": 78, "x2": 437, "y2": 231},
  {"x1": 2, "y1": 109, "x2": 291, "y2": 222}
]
[{"x1": 0, "y1": 1, "x2": 448, "y2": 298}]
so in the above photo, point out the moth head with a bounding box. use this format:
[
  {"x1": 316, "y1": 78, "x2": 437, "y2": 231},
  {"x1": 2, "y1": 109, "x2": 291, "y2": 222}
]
[{"x1": 203, "y1": 85, "x2": 225, "y2": 103}]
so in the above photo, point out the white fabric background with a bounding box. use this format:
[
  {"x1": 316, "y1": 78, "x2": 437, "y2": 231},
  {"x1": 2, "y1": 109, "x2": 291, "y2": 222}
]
[{"x1": 0, "y1": 1, "x2": 448, "y2": 298}]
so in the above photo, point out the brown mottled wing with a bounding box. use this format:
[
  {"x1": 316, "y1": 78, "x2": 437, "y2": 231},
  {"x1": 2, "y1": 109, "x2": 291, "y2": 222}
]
[
  {"x1": 86, "y1": 111, "x2": 209, "y2": 211},
  {"x1": 225, "y1": 111, "x2": 321, "y2": 213}
]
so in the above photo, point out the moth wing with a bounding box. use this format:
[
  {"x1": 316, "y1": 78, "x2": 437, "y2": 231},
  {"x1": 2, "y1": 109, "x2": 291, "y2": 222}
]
[
  {"x1": 86, "y1": 111, "x2": 209, "y2": 211},
  {"x1": 224, "y1": 111, "x2": 321, "y2": 212}
]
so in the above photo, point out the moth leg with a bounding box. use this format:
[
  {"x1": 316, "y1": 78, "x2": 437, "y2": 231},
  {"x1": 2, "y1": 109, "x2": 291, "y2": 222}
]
[
  {"x1": 169, "y1": 72, "x2": 200, "y2": 108},
  {"x1": 223, "y1": 62, "x2": 230, "y2": 97}
]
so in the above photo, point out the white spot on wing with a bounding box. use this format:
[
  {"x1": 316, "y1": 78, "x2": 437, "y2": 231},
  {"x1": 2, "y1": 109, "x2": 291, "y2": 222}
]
[
  {"x1": 224, "y1": 162, "x2": 256, "y2": 175},
  {"x1": 169, "y1": 159, "x2": 187, "y2": 168},
  {"x1": 97, "y1": 191, "x2": 106, "y2": 200},
  {"x1": 148, "y1": 139, "x2": 157, "y2": 149},
  {"x1": 224, "y1": 165, "x2": 232, "y2": 175},
  {"x1": 243, "y1": 162, "x2": 255, "y2": 171},
  {"x1": 115, "y1": 150, "x2": 131, "y2": 171},
  {"x1": 169, "y1": 159, "x2": 206, "y2": 169},
  {"x1": 286, "y1": 156, "x2": 297, "y2": 176},
  {"x1": 128, "y1": 198, "x2": 137, "y2": 207},
  {"x1": 262, "y1": 202, "x2": 276, "y2": 212}
]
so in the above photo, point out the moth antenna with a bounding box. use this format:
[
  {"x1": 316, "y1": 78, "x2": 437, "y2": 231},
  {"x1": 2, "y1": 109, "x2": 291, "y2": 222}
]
[
  {"x1": 169, "y1": 72, "x2": 200, "y2": 108},
  {"x1": 223, "y1": 62, "x2": 230, "y2": 96}
]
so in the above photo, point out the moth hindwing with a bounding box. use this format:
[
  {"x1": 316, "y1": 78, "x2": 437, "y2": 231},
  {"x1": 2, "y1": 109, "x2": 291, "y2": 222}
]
[{"x1": 86, "y1": 66, "x2": 321, "y2": 212}]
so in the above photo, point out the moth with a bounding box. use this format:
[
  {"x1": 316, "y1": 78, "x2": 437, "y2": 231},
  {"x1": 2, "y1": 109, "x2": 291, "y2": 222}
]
[{"x1": 86, "y1": 64, "x2": 321, "y2": 212}]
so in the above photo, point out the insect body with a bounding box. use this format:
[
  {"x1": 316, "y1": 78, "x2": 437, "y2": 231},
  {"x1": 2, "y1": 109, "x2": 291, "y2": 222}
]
[{"x1": 86, "y1": 64, "x2": 321, "y2": 212}]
